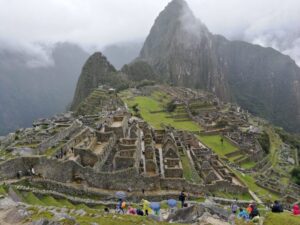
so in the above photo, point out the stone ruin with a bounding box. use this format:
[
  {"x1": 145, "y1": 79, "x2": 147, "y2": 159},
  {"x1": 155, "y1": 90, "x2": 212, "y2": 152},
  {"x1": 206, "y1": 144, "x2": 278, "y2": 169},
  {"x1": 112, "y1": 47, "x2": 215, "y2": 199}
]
[{"x1": 0, "y1": 88, "x2": 248, "y2": 198}]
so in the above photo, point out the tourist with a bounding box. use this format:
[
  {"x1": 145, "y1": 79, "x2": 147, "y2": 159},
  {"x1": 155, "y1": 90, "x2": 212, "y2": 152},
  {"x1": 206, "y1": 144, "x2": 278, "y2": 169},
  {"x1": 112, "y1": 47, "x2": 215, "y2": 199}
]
[
  {"x1": 179, "y1": 190, "x2": 186, "y2": 208},
  {"x1": 121, "y1": 199, "x2": 126, "y2": 211},
  {"x1": 293, "y1": 204, "x2": 300, "y2": 216},
  {"x1": 238, "y1": 208, "x2": 249, "y2": 221},
  {"x1": 136, "y1": 208, "x2": 144, "y2": 216},
  {"x1": 142, "y1": 199, "x2": 152, "y2": 215},
  {"x1": 246, "y1": 204, "x2": 253, "y2": 214},
  {"x1": 128, "y1": 206, "x2": 137, "y2": 215},
  {"x1": 116, "y1": 199, "x2": 124, "y2": 214},
  {"x1": 249, "y1": 204, "x2": 260, "y2": 219},
  {"x1": 271, "y1": 200, "x2": 283, "y2": 213},
  {"x1": 231, "y1": 200, "x2": 238, "y2": 214}
]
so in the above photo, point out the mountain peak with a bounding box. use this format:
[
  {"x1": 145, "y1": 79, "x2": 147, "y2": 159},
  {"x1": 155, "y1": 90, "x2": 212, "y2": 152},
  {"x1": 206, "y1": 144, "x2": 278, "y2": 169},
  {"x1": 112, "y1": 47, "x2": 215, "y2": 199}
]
[
  {"x1": 70, "y1": 51, "x2": 116, "y2": 110},
  {"x1": 139, "y1": 0, "x2": 209, "y2": 61}
]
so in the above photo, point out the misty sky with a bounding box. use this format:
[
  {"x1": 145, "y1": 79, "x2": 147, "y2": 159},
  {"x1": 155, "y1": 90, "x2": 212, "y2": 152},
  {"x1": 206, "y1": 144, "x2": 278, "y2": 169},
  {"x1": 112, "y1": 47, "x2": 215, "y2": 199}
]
[{"x1": 1, "y1": 0, "x2": 299, "y2": 66}]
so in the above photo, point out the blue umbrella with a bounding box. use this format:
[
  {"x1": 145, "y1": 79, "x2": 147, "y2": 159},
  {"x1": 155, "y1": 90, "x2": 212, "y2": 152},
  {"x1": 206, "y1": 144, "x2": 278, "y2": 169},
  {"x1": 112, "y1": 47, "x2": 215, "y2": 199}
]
[
  {"x1": 150, "y1": 202, "x2": 160, "y2": 211},
  {"x1": 167, "y1": 199, "x2": 177, "y2": 208},
  {"x1": 115, "y1": 191, "x2": 126, "y2": 200}
]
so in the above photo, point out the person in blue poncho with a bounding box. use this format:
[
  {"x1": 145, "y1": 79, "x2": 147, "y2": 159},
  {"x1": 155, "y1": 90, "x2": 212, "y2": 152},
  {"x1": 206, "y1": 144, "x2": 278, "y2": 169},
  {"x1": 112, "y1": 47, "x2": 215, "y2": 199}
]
[{"x1": 238, "y1": 208, "x2": 249, "y2": 221}]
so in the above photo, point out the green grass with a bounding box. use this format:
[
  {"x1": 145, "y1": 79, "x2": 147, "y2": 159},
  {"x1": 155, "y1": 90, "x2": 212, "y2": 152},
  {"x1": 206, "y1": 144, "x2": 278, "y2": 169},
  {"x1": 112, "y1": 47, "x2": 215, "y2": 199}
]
[
  {"x1": 0, "y1": 185, "x2": 7, "y2": 195},
  {"x1": 266, "y1": 127, "x2": 282, "y2": 167},
  {"x1": 264, "y1": 212, "x2": 300, "y2": 225},
  {"x1": 197, "y1": 135, "x2": 237, "y2": 156},
  {"x1": 240, "y1": 161, "x2": 256, "y2": 169},
  {"x1": 40, "y1": 195, "x2": 64, "y2": 207},
  {"x1": 212, "y1": 191, "x2": 253, "y2": 201},
  {"x1": 124, "y1": 94, "x2": 200, "y2": 132},
  {"x1": 22, "y1": 192, "x2": 46, "y2": 206},
  {"x1": 180, "y1": 154, "x2": 201, "y2": 183},
  {"x1": 31, "y1": 209, "x2": 54, "y2": 221},
  {"x1": 233, "y1": 171, "x2": 279, "y2": 201},
  {"x1": 57, "y1": 198, "x2": 76, "y2": 208},
  {"x1": 74, "y1": 213, "x2": 183, "y2": 225}
]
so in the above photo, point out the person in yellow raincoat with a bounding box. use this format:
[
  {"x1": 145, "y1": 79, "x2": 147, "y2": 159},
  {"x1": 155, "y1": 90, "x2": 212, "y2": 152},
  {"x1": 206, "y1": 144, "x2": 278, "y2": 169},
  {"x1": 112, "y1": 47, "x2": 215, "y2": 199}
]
[{"x1": 142, "y1": 199, "x2": 152, "y2": 215}]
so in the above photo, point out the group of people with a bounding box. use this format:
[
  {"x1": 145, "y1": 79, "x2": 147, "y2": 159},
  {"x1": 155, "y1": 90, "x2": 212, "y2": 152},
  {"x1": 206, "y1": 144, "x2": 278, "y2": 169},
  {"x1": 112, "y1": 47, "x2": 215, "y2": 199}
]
[
  {"x1": 230, "y1": 200, "x2": 300, "y2": 223},
  {"x1": 113, "y1": 190, "x2": 189, "y2": 217},
  {"x1": 271, "y1": 200, "x2": 300, "y2": 216},
  {"x1": 115, "y1": 199, "x2": 152, "y2": 216},
  {"x1": 230, "y1": 201, "x2": 260, "y2": 222}
]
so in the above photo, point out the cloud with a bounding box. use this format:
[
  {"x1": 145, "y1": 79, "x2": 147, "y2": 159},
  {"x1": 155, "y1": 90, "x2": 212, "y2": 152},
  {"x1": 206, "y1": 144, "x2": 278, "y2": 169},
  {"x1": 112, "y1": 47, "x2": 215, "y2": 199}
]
[
  {"x1": 187, "y1": 0, "x2": 300, "y2": 65},
  {"x1": 0, "y1": 0, "x2": 299, "y2": 66},
  {"x1": 0, "y1": 38, "x2": 54, "y2": 68}
]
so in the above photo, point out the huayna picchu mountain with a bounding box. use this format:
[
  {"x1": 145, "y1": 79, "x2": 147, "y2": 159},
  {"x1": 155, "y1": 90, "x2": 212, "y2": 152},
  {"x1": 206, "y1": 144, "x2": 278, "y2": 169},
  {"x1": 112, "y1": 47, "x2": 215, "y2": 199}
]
[
  {"x1": 137, "y1": 0, "x2": 300, "y2": 132},
  {"x1": 71, "y1": 0, "x2": 300, "y2": 132},
  {"x1": 70, "y1": 52, "x2": 117, "y2": 110}
]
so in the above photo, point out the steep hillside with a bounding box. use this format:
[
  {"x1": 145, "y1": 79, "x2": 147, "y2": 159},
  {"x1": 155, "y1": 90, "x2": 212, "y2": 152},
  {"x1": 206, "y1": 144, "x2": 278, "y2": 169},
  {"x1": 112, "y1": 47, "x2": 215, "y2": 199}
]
[
  {"x1": 70, "y1": 52, "x2": 117, "y2": 110},
  {"x1": 137, "y1": 0, "x2": 300, "y2": 132},
  {"x1": 0, "y1": 43, "x2": 89, "y2": 135}
]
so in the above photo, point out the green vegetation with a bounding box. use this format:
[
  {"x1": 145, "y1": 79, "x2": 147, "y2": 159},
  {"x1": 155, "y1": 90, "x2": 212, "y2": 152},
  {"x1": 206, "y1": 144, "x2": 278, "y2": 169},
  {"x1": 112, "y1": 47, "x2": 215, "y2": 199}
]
[
  {"x1": 257, "y1": 131, "x2": 270, "y2": 154},
  {"x1": 197, "y1": 135, "x2": 237, "y2": 156},
  {"x1": 31, "y1": 209, "x2": 54, "y2": 221},
  {"x1": 275, "y1": 127, "x2": 300, "y2": 150},
  {"x1": 264, "y1": 212, "x2": 300, "y2": 225},
  {"x1": 233, "y1": 171, "x2": 279, "y2": 201},
  {"x1": 240, "y1": 161, "x2": 256, "y2": 169},
  {"x1": 40, "y1": 196, "x2": 65, "y2": 207},
  {"x1": 265, "y1": 127, "x2": 282, "y2": 167},
  {"x1": 291, "y1": 167, "x2": 300, "y2": 185},
  {"x1": 122, "y1": 61, "x2": 158, "y2": 82},
  {"x1": 212, "y1": 191, "x2": 253, "y2": 201},
  {"x1": 0, "y1": 185, "x2": 7, "y2": 195},
  {"x1": 123, "y1": 91, "x2": 200, "y2": 132},
  {"x1": 74, "y1": 213, "x2": 182, "y2": 225},
  {"x1": 180, "y1": 154, "x2": 201, "y2": 183},
  {"x1": 22, "y1": 192, "x2": 46, "y2": 205}
]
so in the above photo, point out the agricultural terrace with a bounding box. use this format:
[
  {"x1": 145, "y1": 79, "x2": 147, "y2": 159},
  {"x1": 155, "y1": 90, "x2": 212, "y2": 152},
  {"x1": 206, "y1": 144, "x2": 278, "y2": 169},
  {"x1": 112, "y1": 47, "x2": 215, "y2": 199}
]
[{"x1": 121, "y1": 90, "x2": 200, "y2": 132}]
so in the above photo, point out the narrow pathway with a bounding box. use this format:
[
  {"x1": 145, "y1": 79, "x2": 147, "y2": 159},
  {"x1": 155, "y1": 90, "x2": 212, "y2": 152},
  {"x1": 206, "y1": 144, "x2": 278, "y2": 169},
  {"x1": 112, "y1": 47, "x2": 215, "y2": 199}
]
[{"x1": 248, "y1": 190, "x2": 263, "y2": 204}]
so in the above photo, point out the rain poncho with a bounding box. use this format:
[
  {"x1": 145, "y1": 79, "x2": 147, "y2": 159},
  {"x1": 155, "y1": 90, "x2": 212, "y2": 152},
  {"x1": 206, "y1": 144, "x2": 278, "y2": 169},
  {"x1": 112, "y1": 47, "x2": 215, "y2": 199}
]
[
  {"x1": 142, "y1": 199, "x2": 152, "y2": 214},
  {"x1": 293, "y1": 204, "x2": 300, "y2": 215}
]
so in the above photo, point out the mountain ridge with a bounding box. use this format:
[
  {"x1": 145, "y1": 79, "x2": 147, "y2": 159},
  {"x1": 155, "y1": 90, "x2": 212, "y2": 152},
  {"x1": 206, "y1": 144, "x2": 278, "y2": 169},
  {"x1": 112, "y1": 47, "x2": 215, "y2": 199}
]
[{"x1": 136, "y1": 0, "x2": 300, "y2": 132}]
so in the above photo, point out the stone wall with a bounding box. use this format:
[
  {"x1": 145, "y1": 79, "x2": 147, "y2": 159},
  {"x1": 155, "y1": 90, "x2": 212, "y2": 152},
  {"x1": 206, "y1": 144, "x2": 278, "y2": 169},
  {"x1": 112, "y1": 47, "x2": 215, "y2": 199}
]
[
  {"x1": 0, "y1": 156, "x2": 247, "y2": 194},
  {"x1": 74, "y1": 148, "x2": 98, "y2": 167},
  {"x1": 38, "y1": 120, "x2": 82, "y2": 154},
  {"x1": 0, "y1": 156, "x2": 40, "y2": 178}
]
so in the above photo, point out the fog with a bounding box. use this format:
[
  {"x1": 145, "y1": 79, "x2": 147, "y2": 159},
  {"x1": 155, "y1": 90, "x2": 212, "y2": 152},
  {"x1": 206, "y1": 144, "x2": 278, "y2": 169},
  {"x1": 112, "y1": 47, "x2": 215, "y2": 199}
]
[{"x1": 0, "y1": 0, "x2": 299, "y2": 66}]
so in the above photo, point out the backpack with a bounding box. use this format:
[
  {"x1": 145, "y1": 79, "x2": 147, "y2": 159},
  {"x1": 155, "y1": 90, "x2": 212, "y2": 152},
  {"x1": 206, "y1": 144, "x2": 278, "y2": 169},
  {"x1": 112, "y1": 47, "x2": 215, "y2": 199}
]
[{"x1": 121, "y1": 201, "x2": 126, "y2": 209}]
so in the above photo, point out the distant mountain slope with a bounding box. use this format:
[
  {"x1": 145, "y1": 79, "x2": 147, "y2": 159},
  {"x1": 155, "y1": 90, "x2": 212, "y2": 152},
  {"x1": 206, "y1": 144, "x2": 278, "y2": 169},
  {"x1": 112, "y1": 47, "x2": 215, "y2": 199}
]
[
  {"x1": 0, "y1": 43, "x2": 89, "y2": 135},
  {"x1": 137, "y1": 0, "x2": 300, "y2": 132}
]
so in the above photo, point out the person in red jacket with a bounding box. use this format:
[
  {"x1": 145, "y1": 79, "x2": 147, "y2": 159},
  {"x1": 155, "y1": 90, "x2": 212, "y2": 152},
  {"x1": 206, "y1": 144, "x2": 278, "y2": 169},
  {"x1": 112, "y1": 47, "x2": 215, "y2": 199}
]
[{"x1": 293, "y1": 204, "x2": 300, "y2": 215}]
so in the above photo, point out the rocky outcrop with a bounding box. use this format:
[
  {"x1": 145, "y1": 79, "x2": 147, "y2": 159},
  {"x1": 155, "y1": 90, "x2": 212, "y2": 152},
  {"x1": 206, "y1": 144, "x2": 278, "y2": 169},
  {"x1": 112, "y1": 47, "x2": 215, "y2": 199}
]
[
  {"x1": 167, "y1": 203, "x2": 230, "y2": 224},
  {"x1": 122, "y1": 61, "x2": 158, "y2": 82},
  {"x1": 137, "y1": 0, "x2": 300, "y2": 132},
  {"x1": 70, "y1": 52, "x2": 116, "y2": 110}
]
